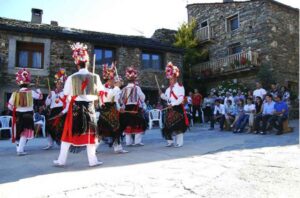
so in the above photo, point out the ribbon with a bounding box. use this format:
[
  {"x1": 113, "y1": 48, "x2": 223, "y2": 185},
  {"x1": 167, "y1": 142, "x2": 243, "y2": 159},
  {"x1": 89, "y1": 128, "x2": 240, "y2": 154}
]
[
  {"x1": 81, "y1": 77, "x2": 89, "y2": 92},
  {"x1": 99, "y1": 91, "x2": 108, "y2": 105},
  {"x1": 59, "y1": 95, "x2": 67, "y2": 109},
  {"x1": 12, "y1": 106, "x2": 16, "y2": 143},
  {"x1": 182, "y1": 104, "x2": 190, "y2": 126},
  {"x1": 61, "y1": 96, "x2": 77, "y2": 141}
]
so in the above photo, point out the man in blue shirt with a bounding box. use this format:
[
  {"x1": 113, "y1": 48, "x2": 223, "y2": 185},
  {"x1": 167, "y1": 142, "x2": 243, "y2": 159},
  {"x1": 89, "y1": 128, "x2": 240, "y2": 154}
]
[{"x1": 269, "y1": 94, "x2": 289, "y2": 135}]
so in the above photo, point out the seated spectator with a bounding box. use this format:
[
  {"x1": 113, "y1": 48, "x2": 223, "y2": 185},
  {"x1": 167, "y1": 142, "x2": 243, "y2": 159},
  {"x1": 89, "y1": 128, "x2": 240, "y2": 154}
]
[
  {"x1": 225, "y1": 99, "x2": 236, "y2": 129},
  {"x1": 155, "y1": 101, "x2": 163, "y2": 110},
  {"x1": 269, "y1": 94, "x2": 289, "y2": 135},
  {"x1": 250, "y1": 96, "x2": 263, "y2": 132},
  {"x1": 254, "y1": 94, "x2": 275, "y2": 135},
  {"x1": 233, "y1": 98, "x2": 255, "y2": 133},
  {"x1": 231, "y1": 98, "x2": 245, "y2": 129},
  {"x1": 34, "y1": 106, "x2": 45, "y2": 137},
  {"x1": 209, "y1": 99, "x2": 225, "y2": 131}
]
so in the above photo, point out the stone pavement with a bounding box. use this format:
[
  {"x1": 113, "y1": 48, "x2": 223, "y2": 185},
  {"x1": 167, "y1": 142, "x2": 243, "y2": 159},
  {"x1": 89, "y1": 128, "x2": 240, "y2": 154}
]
[{"x1": 0, "y1": 120, "x2": 299, "y2": 198}]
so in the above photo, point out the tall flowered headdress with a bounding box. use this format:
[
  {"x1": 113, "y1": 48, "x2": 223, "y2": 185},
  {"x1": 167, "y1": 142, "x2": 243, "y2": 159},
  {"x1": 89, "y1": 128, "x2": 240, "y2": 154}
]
[
  {"x1": 70, "y1": 42, "x2": 89, "y2": 65},
  {"x1": 165, "y1": 62, "x2": 180, "y2": 79},
  {"x1": 125, "y1": 66, "x2": 138, "y2": 81},
  {"x1": 102, "y1": 64, "x2": 116, "y2": 80},
  {"x1": 16, "y1": 68, "x2": 31, "y2": 85},
  {"x1": 54, "y1": 68, "x2": 67, "y2": 84}
]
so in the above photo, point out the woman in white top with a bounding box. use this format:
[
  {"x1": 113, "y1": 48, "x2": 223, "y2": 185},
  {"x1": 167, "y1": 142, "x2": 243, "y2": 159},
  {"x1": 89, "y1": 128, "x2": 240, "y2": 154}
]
[{"x1": 8, "y1": 68, "x2": 43, "y2": 155}]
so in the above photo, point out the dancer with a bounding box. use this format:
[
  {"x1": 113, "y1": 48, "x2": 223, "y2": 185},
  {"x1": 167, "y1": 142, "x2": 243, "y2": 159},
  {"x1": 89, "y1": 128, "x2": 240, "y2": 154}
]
[
  {"x1": 97, "y1": 64, "x2": 128, "y2": 153},
  {"x1": 44, "y1": 68, "x2": 67, "y2": 149},
  {"x1": 160, "y1": 62, "x2": 189, "y2": 147},
  {"x1": 53, "y1": 42, "x2": 103, "y2": 167},
  {"x1": 120, "y1": 66, "x2": 147, "y2": 146},
  {"x1": 8, "y1": 68, "x2": 43, "y2": 155}
]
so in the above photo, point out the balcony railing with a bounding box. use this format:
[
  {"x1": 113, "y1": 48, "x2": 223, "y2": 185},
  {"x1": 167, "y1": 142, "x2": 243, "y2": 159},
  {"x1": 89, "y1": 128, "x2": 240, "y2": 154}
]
[
  {"x1": 196, "y1": 26, "x2": 213, "y2": 41},
  {"x1": 192, "y1": 48, "x2": 259, "y2": 77}
]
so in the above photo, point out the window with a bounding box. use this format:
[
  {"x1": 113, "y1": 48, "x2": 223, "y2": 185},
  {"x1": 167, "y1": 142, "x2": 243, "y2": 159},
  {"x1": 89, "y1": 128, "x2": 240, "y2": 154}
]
[
  {"x1": 16, "y1": 41, "x2": 44, "y2": 69},
  {"x1": 228, "y1": 43, "x2": 242, "y2": 55},
  {"x1": 142, "y1": 52, "x2": 162, "y2": 70},
  {"x1": 200, "y1": 20, "x2": 208, "y2": 28},
  {"x1": 227, "y1": 14, "x2": 239, "y2": 32},
  {"x1": 94, "y1": 47, "x2": 115, "y2": 66}
]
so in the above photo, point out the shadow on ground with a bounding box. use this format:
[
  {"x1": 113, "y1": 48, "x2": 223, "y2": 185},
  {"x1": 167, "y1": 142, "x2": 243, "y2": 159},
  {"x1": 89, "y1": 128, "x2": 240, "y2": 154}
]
[{"x1": 0, "y1": 120, "x2": 298, "y2": 184}]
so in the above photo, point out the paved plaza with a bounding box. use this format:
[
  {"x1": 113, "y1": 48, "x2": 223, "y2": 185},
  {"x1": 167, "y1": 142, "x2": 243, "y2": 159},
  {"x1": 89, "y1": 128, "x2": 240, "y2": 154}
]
[{"x1": 0, "y1": 121, "x2": 299, "y2": 198}]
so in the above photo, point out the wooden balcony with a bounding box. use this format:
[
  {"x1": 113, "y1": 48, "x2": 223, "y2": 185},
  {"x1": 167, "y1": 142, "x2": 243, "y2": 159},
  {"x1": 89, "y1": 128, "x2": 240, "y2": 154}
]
[
  {"x1": 195, "y1": 26, "x2": 214, "y2": 41},
  {"x1": 192, "y1": 48, "x2": 259, "y2": 79}
]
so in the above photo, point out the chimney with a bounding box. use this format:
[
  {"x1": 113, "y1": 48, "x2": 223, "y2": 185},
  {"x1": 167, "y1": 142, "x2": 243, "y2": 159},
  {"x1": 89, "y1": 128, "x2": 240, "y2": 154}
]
[
  {"x1": 31, "y1": 8, "x2": 43, "y2": 24},
  {"x1": 50, "y1": 21, "x2": 58, "y2": 26},
  {"x1": 223, "y1": 0, "x2": 234, "y2": 2}
]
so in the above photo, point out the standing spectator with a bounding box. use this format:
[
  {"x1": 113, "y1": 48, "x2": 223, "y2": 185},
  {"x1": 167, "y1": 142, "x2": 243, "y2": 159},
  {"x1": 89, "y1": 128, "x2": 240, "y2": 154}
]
[
  {"x1": 209, "y1": 99, "x2": 225, "y2": 131},
  {"x1": 203, "y1": 92, "x2": 216, "y2": 123},
  {"x1": 269, "y1": 82, "x2": 279, "y2": 98},
  {"x1": 145, "y1": 100, "x2": 153, "y2": 111},
  {"x1": 233, "y1": 98, "x2": 255, "y2": 133},
  {"x1": 254, "y1": 94, "x2": 275, "y2": 134},
  {"x1": 192, "y1": 89, "x2": 203, "y2": 124},
  {"x1": 225, "y1": 99, "x2": 236, "y2": 129},
  {"x1": 234, "y1": 89, "x2": 245, "y2": 104},
  {"x1": 253, "y1": 82, "x2": 267, "y2": 100},
  {"x1": 187, "y1": 91, "x2": 193, "y2": 114},
  {"x1": 224, "y1": 92, "x2": 235, "y2": 105},
  {"x1": 269, "y1": 94, "x2": 289, "y2": 135},
  {"x1": 246, "y1": 90, "x2": 254, "y2": 101},
  {"x1": 280, "y1": 86, "x2": 290, "y2": 106}
]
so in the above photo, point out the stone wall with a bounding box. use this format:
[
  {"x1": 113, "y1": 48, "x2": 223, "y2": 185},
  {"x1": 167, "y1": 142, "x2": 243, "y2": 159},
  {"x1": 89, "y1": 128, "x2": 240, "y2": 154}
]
[
  {"x1": 187, "y1": 0, "x2": 299, "y2": 95},
  {"x1": 0, "y1": 31, "x2": 182, "y2": 111},
  {"x1": 265, "y1": 1, "x2": 299, "y2": 93}
]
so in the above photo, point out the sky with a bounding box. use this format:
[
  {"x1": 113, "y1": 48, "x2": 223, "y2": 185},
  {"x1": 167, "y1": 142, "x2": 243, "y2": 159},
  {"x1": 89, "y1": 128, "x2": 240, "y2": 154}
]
[{"x1": 0, "y1": 0, "x2": 298, "y2": 37}]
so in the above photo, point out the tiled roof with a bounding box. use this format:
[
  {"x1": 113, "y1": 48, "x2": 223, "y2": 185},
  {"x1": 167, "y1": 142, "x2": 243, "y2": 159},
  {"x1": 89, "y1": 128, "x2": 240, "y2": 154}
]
[{"x1": 0, "y1": 17, "x2": 183, "y2": 53}]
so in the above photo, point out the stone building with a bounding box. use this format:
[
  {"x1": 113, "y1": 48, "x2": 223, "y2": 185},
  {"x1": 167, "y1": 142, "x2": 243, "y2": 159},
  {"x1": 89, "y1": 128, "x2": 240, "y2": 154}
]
[
  {"x1": 187, "y1": 0, "x2": 299, "y2": 94},
  {"x1": 0, "y1": 9, "x2": 182, "y2": 111}
]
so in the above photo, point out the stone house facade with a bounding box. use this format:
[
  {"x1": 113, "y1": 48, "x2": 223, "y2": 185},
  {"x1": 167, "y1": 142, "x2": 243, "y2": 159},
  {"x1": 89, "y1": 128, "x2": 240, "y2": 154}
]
[
  {"x1": 187, "y1": 0, "x2": 299, "y2": 95},
  {"x1": 0, "y1": 9, "x2": 183, "y2": 111}
]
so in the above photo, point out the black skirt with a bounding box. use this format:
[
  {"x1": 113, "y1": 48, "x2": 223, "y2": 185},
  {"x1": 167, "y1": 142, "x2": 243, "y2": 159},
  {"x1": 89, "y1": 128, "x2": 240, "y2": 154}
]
[
  {"x1": 16, "y1": 111, "x2": 34, "y2": 141},
  {"x1": 72, "y1": 101, "x2": 97, "y2": 136},
  {"x1": 120, "y1": 104, "x2": 147, "y2": 134},
  {"x1": 97, "y1": 102, "x2": 121, "y2": 140},
  {"x1": 162, "y1": 105, "x2": 187, "y2": 140},
  {"x1": 47, "y1": 106, "x2": 66, "y2": 144}
]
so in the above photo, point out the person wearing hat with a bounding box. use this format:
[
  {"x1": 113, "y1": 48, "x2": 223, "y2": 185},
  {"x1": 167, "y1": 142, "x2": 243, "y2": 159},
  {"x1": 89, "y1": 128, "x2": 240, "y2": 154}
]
[
  {"x1": 97, "y1": 64, "x2": 128, "y2": 153},
  {"x1": 7, "y1": 68, "x2": 43, "y2": 155},
  {"x1": 119, "y1": 66, "x2": 147, "y2": 146},
  {"x1": 44, "y1": 68, "x2": 67, "y2": 150},
  {"x1": 160, "y1": 62, "x2": 189, "y2": 147},
  {"x1": 53, "y1": 42, "x2": 103, "y2": 167}
]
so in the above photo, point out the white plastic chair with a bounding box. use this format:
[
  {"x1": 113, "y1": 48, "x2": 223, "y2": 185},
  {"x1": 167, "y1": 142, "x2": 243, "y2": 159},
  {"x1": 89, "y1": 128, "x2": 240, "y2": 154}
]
[
  {"x1": 0, "y1": 116, "x2": 12, "y2": 139},
  {"x1": 149, "y1": 109, "x2": 162, "y2": 129},
  {"x1": 33, "y1": 113, "x2": 46, "y2": 137}
]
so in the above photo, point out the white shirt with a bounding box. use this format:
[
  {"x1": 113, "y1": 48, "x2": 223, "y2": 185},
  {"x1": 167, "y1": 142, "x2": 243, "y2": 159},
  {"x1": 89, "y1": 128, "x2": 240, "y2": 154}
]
[
  {"x1": 62, "y1": 68, "x2": 102, "y2": 114},
  {"x1": 8, "y1": 88, "x2": 42, "y2": 112},
  {"x1": 243, "y1": 104, "x2": 255, "y2": 115},
  {"x1": 161, "y1": 82, "x2": 185, "y2": 106},
  {"x1": 99, "y1": 85, "x2": 121, "y2": 110},
  {"x1": 213, "y1": 104, "x2": 225, "y2": 115},
  {"x1": 120, "y1": 83, "x2": 145, "y2": 106},
  {"x1": 253, "y1": 88, "x2": 267, "y2": 99},
  {"x1": 45, "y1": 90, "x2": 64, "y2": 109}
]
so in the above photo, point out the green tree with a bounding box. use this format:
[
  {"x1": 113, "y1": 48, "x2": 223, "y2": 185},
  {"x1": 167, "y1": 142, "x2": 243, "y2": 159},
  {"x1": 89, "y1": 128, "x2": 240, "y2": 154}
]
[{"x1": 174, "y1": 19, "x2": 208, "y2": 91}]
